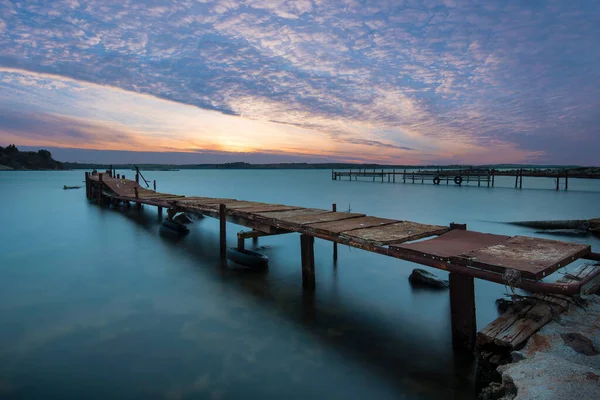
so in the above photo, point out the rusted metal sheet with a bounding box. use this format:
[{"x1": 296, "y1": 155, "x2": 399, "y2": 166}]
[
  {"x1": 279, "y1": 212, "x2": 365, "y2": 226},
  {"x1": 255, "y1": 208, "x2": 328, "y2": 220},
  {"x1": 347, "y1": 221, "x2": 448, "y2": 245},
  {"x1": 455, "y1": 235, "x2": 591, "y2": 280},
  {"x1": 392, "y1": 230, "x2": 510, "y2": 259},
  {"x1": 307, "y1": 216, "x2": 398, "y2": 235}
]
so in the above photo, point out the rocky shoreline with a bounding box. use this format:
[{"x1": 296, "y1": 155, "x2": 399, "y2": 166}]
[{"x1": 480, "y1": 295, "x2": 600, "y2": 400}]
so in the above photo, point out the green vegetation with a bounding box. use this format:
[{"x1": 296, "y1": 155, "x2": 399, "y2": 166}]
[{"x1": 0, "y1": 145, "x2": 65, "y2": 170}]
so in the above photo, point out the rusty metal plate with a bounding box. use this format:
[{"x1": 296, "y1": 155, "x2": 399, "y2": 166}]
[
  {"x1": 236, "y1": 205, "x2": 304, "y2": 213},
  {"x1": 307, "y1": 216, "x2": 398, "y2": 234},
  {"x1": 392, "y1": 230, "x2": 510, "y2": 259},
  {"x1": 279, "y1": 212, "x2": 365, "y2": 225},
  {"x1": 347, "y1": 221, "x2": 449, "y2": 245},
  {"x1": 455, "y1": 235, "x2": 591, "y2": 280},
  {"x1": 255, "y1": 208, "x2": 329, "y2": 220}
]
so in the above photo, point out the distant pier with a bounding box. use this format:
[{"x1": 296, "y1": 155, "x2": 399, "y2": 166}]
[{"x1": 332, "y1": 167, "x2": 600, "y2": 190}]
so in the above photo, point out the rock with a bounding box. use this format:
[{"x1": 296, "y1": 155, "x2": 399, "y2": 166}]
[
  {"x1": 173, "y1": 213, "x2": 194, "y2": 224},
  {"x1": 510, "y1": 351, "x2": 526, "y2": 363},
  {"x1": 408, "y1": 268, "x2": 449, "y2": 289}
]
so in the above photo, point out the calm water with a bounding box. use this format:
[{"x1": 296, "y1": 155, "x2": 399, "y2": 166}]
[{"x1": 1, "y1": 170, "x2": 599, "y2": 400}]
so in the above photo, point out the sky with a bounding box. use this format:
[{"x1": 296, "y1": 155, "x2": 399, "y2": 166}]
[{"x1": 0, "y1": 0, "x2": 599, "y2": 165}]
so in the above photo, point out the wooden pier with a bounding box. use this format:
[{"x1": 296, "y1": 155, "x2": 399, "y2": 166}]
[
  {"x1": 86, "y1": 170, "x2": 600, "y2": 352},
  {"x1": 332, "y1": 167, "x2": 600, "y2": 190}
]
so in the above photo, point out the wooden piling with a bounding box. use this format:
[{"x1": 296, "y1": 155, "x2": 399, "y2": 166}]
[
  {"x1": 403, "y1": 169, "x2": 406, "y2": 183},
  {"x1": 300, "y1": 234, "x2": 316, "y2": 290},
  {"x1": 565, "y1": 171, "x2": 569, "y2": 191},
  {"x1": 237, "y1": 235, "x2": 245, "y2": 251},
  {"x1": 519, "y1": 169, "x2": 523, "y2": 189},
  {"x1": 491, "y1": 171, "x2": 495, "y2": 187},
  {"x1": 220, "y1": 204, "x2": 227, "y2": 260},
  {"x1": 393, "y1": 169, "x2": 396, "y2": 183},
  {"x1": 556, "y1": 177, "x2": 560, "y2": 191},
  {"x1": 153, "y1": 180, "x2": 157, "y2": 191},
  {"x1": 97, "y1": 173, "x2": 103, "y2": 204},
  {"x1": 515, "y1": 170, "x2": 519, "y2": 188},
  {"x1": 373, "y1": 168, "x2": 376, "y2": 182},
  {"x1": 85, "y1": 172, "x2": 90, "y2": 199},
  {"x1": 332, "y1": 204, "x2": 338, "y2": 261},
  {"x1": 449, "y1": 273, "x2": 476, "y2": 352},
  {"x1": 158, "y1": 207, "x2": 163, "y2": 219},
  {"x1": 382, "y1": 169, "x2": 384, "y2": 183}
]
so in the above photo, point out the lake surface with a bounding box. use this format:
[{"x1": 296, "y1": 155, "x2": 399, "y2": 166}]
[{"x1": 1, "y1": 169, "x2": 598, "y2": 400}]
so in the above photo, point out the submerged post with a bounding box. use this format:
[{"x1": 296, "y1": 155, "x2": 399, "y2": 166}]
[
  {"x1": 153, "y1": 180, "x2": 156, "y2": 191},
  {"x1": 556, "y1": 176, "x2": 560, "y2": 191},
  {"x1": 300, "y1": 234, "x2": 315, "y2": 290},
  {"x1": 565, "y1": 170, "x2": 569, "y2": 191},
  {"x1": 332, "y1": 204, "x2": 338, "y2": 262},
  {"x1": 220, "y1": 204, "x2": 227, "y2": 260},
  {"x1": 403, "y1": 169, "x2": 406, "y2": 183},
  {"x1": 158, "y1": 207, "x2": 163, "y2": 219}
]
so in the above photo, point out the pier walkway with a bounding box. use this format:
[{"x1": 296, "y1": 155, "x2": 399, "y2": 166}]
[{"x1": 86, "y1": 171, "x2": 600, "y2": 352}]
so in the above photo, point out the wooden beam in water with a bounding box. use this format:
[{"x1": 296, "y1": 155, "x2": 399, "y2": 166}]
[
  {"x1": 301, "y1": 234, "x2": 315, "y2": 290},
  {"x1": 97, "y1": 173, "x2": 103, "y2": 204},
  {"x1": 220, "y1": 204, "x2": 227, "y2": 260},
  {"x1": 332, "y1": 204, "x2": 338, "y2": 262},
  {"x1": 450, "y1": 273, "x2": 476, "y2": 352}
]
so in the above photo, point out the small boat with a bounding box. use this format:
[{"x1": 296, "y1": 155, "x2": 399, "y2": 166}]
[
  {"x1": 63, "y1": 185, "x2": 82, "y2": 190},
  {"x1": 161, "y1": 219, "x2": 190, "y2": 235},
  {"x1": 226, "y1": 247, "x2": 269, "y2": 269}
]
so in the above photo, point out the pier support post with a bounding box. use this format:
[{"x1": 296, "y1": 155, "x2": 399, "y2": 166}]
[
  {"x1": 153, "y1": 180, "x2": 156, "y2": 191},
  {"x1": 332, "y1": 204, "x2": 338, "y2": 262},
  {"x1": 85, "y1": 172, "x2": 90, "y2": 199},
  {"x1": 403, "y1": 169, "x2": 406, "y2": 184},
  {"x1": 519, "y1": 170, "x2": 523, "y2": 189},
  {"x1": 158, "y1": 207, "x2": 163, "y2": 219},
  {"x1": 237, "y1": 235, "x2": 245, "y2": 251},
  {"x1": 220, "y1": 204, "x2": 227, "y2": 260},
  {"x1": 565, "y1": 171, "x2": 569, "y2": 191},
  {"x1": 449, "y1": 273, "x2": 476, "y2": 353},
  {"x1": 300, "y1": 234, "x2": 315, "y2": 290},
  {"x1": 97, "y1": 173, "x2": 103, "y2": 204}
]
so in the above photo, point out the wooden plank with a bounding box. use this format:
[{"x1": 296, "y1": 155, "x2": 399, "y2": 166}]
[
  {"x1": 279, "y1": 212, "x2": 365, "y2": 225},
  {"x1": 255, "y1": 208, "x2": 328, "y2": 220},
  {"x1": 348, "y1": 221, "x2": 449, "y2": 245},
  {"x1": 456, "y1": 236, "x2": 591, "y2": 280},
  {"x1": 477, "y1": 263, "x2": 600, "y2": 350},
  {"x1": 392, "y1": 230, "x2": 510, "y2": 259},
  {"x1": 307, "y1": 216, "x2": 398, "y2": 235},
  {"x1": 235, "y1": 205, "x2": 303, "y2": 213}
]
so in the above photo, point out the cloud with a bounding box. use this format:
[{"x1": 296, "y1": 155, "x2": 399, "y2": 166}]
[{"x1": 0, "y1": 0, "x2": 599, "y2": 164}]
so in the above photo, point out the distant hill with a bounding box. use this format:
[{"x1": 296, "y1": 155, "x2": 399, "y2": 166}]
[{"x1": 0, "y1": 145, "x2": 65, "y2": 170}]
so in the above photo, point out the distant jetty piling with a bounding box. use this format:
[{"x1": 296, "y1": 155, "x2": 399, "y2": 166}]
[
  {"x1": 332, "y1": 167, "x2": 600, "y2": 190},
  {"x1": 85, "y1": 171, "x2": 600, "y2": 354}
]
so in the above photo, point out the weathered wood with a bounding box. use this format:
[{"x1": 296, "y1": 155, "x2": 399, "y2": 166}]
[
  {"x1": 97, "y1": 173, "x2": 103, "y2": 204},
  {"x1": 220, "y1": 204, "x2": 227, "y2": 260},
  {"x1": 477, "y1": 263, "x2": 600, "y2": 350},
  {"x1": 450, "y1": 273, "x2": 476, "y2": 352},
  {"x1": 301, "y1": 234, "x2": 315, "y2": 290},
  {"x1": 332, "y1": 204, "x2": 338, "y2": 262}
]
